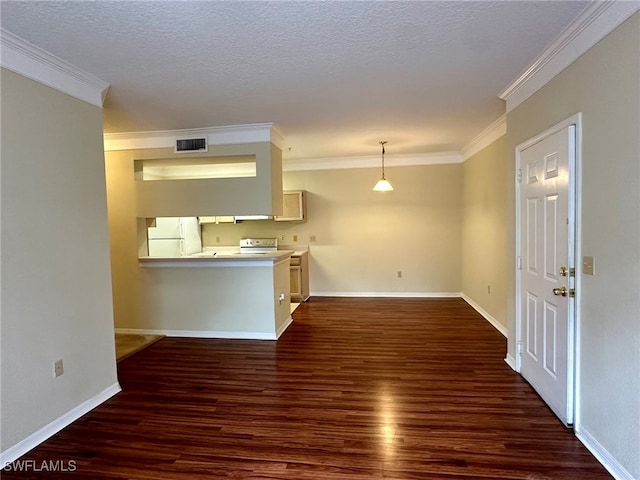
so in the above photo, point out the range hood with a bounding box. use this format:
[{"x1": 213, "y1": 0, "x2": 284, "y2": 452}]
[{"x1": 234, "y1": 215, "x2": 271, "y2": 221}]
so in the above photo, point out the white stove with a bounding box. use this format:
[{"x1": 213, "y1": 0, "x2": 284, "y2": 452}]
[{"x1": 239, "y1": 238, "x2": 278, "y2": 254}]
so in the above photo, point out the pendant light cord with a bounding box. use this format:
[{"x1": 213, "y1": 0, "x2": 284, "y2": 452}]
[{"x1": 380, "y1": 141, "x2": 387, "y2": 179}]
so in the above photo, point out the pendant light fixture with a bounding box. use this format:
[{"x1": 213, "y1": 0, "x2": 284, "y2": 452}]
[{"x1": 373, "y1": 141, "x2": 394, "y2": 192}]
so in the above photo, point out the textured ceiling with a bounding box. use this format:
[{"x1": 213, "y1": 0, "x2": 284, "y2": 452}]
[{"x1": 1, "y1": 1, "x2": 590, "y2": 160}]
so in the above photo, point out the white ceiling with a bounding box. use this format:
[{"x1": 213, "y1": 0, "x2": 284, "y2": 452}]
[{"x1": 1, "y1": 1, "x2": 590, "y2": 160}]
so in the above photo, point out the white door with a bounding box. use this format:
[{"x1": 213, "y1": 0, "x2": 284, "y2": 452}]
[{"x1": 518, "y1": 124, "x2": 575, "y2": 425}]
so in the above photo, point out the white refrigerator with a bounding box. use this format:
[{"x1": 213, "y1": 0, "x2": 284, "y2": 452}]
[{"x1": 147, "y1": 217, "x2": 202, "y2": 257}]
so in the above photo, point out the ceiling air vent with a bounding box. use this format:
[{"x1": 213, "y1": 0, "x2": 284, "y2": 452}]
[{"x1": 175, "y1": 137, "x2": 207, "y2": 153}]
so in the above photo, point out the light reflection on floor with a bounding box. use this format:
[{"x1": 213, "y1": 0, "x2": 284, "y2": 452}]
[
  {"x1": 115, "y1": 333, "x2": 163, "y2": 361},
  {"x1": 377, "y1": 383, "x2": 398, "y2": 458}
]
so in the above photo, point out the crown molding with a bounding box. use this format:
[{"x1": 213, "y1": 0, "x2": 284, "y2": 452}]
[
  {"x1": 0, "y1": 28, "x2": 110, "y2": 108},
  {"x1": 103, "y1": 123, "x2": 285, "y2": 151},
  {"x1": 500, "y1": 0, "x2": 639, "y2": 112},
  {"x1": 461, "y1": 114, "x2": 506, "y2": 160},
  {"x1": 283, "y1": 151, "x2": 462, "y2": 172},
  {"x1": 269, "y1": 125, "x2": 286, "y2": 151}
]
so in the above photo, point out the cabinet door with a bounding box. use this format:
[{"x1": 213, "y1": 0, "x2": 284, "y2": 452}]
[
  {"x1": 275, "y1": 191, "x2": 306, "y2": 222},
  {"x1": 199, "y1": 216, "x2": 235, "y2": 224},
  {"x1": 290, "y1": 265, "x2": 302, "y2": 300}
]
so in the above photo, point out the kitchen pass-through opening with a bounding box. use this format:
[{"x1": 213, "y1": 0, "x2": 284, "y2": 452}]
[{"x1": 137, "y1": 155, "x2": 257, "y2": 180}]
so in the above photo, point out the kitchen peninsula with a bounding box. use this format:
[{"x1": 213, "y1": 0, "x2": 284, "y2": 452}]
[
  {"x1": 137, "y1": 250, "x2": 293, "y2": 339},
  {"x1": 104, "y1": 127, "x2": 289, "y2": 335}
]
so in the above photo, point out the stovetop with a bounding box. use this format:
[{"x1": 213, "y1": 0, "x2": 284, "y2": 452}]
[{"x1": 240, "y1": 237, "x2": 278, "y2": 253}]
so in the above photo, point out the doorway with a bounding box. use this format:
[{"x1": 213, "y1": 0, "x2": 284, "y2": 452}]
[{"x1": 515, "y1": 114, "x2": 581, "y2": 426}]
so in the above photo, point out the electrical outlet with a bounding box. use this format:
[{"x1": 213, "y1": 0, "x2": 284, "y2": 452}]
[
  {"x1": 293, "y1": 235, "x2": 298, "y2": 242},
  {"x1": 397, "y1": 271, "x2": 402, "y2": 278},
  {"x1": 281, "y1": 234, "x2": 285, "y2": 241},
  {"x1": 54, "y1": 359, "x2": 64, "y2": 377},
  {"x1": 216, "y1": 236, "x2": 220, "y2": 243},
  {"x1": 310, "y1": 235, "x2": 317, "y2": 242}
]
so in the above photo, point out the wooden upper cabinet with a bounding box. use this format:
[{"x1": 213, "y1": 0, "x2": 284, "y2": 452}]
[{"x1": 275, "y1": 190, "x2": 306, "y2": 222}]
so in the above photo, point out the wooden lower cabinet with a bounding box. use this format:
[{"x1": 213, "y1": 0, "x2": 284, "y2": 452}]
[{"x1": 289, "y1": 251, "x2": 309, "y2": 302}]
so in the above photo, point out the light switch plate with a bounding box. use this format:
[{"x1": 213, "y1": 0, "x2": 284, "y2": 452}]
[
  {"x1": 583, "y1": 256, "x2": 595, "y2": 275},
  {"x1": 54, "y1": 359, "x2": 64, "y2": 377}
]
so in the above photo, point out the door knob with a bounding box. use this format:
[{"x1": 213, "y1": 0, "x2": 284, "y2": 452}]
[
  {"x1": 553, "y1": 287, "x2": 567, "y2": 296},
  {"x1": 553, "y1": 287, "x2": 575, "y2": 297}
]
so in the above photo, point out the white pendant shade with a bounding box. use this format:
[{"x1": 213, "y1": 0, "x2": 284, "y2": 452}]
[{"x1": 373, "y1": 178, "x2": 394, "y2": 191}]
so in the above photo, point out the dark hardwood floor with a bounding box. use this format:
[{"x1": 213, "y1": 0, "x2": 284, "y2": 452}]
[{"x1": 4, "y1": 297, "x2": 611, "y2": 479}]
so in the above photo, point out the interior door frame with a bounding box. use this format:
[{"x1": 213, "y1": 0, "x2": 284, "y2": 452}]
[{"x1": 514, "y1": 113, "x2": 582, "y2": 426}]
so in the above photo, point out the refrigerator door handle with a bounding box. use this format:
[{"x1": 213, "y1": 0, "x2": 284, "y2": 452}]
[{"x1": 179, "y1": 239, "x2": 185, "y2": 256}]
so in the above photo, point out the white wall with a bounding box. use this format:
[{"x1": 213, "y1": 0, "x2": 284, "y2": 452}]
[
  {"x1": 505, "y1": 13, "x2": 640, "y2": 478},
  {"x1": 0, "y1": 69, "x2": 119, "y2": 455}
]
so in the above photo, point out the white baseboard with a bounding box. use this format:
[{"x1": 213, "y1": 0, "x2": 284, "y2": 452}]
[
  {"x1": 504, "y1": 354, "x2": 517, "y2": 371},
  {"x1": 276, "y1": 315, "x2": 294, "y2": 339},
  {"x1": 575, "y1": 426, "x2": 636, "y2": 480},
  {"x1": 114, "y1": 327, "x2": 278, "y2": 340},
  {"x1": 0, "y1": 382, "x2": 121, "y2": 465},
  {"x1": 114, "y1": 328, "x2": 161, "y2": 335},
  {"x1": 310, "y1": 291, "x2": 463, "y2": 298},
  {"x1": 461, "y1": 294, "x2": 508, "y2": 337}
]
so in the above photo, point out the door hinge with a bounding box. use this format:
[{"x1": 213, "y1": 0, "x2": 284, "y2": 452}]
[
  {"x1": 517, "y1": 341, "x2": 523, "y2": 355},
  {"x1": 517, "y1": 256, "x2": 522, "y2": 270},
  {"x1": 517, "y1": 168, "x2": 522, "y2": 184}
]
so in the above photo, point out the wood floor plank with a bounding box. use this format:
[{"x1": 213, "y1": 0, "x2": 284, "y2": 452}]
[{"x1": 3, "y1": 297, "x2": 611, "y2": 479}]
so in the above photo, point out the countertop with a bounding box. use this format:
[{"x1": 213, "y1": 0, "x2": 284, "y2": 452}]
[
  {"x1": 139, "y1": 249, "x2": 294, "y2": 267},
  {"x1": 278, "y1": 245, "x2": 309, "y2": 257}
]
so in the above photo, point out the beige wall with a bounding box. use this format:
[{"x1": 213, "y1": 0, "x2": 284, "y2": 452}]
[
  {"x1": 461, "y1": 137, "x2": 509, "y2": 329},
  {"x1": 105, "y1": 150, "x2": 143, "y2": 329},
  {"x1": 0, "y1": 69, "x2": 118, "y2": 452},
  {"x1": 505, "y1": 13, "x2": 639, "y2": 477},
  {"x1": 108, "y1": 160, "x2": 464, "y2": 329},
  {"x1": 202, "y1": 164, "x2": 463, "y2": 296},
  {"x1": 133, "y1": 143, "x2": 282, "y2": 218},
  {"x1": 105, "y1": 146, "x2": 289, "y2": 330}
]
